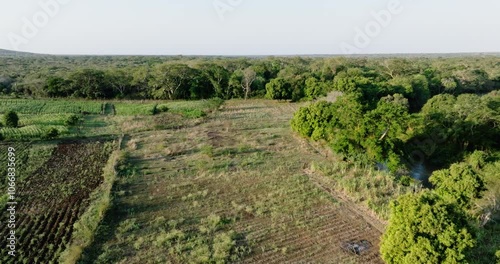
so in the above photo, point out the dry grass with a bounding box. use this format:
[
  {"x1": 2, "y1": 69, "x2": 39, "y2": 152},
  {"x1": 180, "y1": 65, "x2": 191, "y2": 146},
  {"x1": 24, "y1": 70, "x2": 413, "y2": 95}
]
[{"x1": 81, "y1": 99, "x2": 385, "y2": 264}]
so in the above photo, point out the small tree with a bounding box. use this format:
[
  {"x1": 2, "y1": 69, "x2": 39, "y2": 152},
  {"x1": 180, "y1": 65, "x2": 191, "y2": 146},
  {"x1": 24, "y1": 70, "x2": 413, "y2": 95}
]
[
  {"x1": 381, "y1": 191, "x2": 475, "y2": 264},
  {"x1": 4, "y1": 111, "x2": 19, "y2": 128},
  {"x1": 265, "y1": 78, "x2": 291, "y2": 100}
]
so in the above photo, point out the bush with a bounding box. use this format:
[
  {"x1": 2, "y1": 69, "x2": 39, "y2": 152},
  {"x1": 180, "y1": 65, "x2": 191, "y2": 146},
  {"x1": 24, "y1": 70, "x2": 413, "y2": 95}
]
[
  {"x1": 156, "y1": 104, "x2": 169, "y2": 113},
  {"x1": 4, "y1": 111, "x2": 19, "y2": 128},
  {"x1": 65, "y1": 114, "x2": 83, "y2": 126},
  {"x1": 380, "y1": 191, "x2": 475, "y2": 264},
  {"x1": 43, "y1": 128, "x2": 59, "y2": 139},
  {"x1": 290, "y1": 101, "x2": 336, "y2": 140}
]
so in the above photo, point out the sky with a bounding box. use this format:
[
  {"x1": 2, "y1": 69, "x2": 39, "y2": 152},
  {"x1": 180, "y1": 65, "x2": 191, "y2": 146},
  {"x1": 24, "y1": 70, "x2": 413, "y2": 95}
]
[{"x1": 0, "y1": 0, "x2": 499, "y2": 55}]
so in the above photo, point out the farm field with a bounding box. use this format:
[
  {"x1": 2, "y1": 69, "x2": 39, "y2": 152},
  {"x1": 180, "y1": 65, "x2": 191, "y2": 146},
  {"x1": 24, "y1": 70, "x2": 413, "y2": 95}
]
[
  {"x1": 80, "y1": 100, "x2": 385, "y2": 263},
  {"x1": 0, "y1": 140, "x2": 115, "y2": 263}
]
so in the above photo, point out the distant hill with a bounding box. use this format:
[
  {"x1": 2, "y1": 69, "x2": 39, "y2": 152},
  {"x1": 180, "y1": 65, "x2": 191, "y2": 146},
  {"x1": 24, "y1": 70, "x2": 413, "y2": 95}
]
[{"x1": 0, "y1": 48, "x2": 41, "y2": 57}]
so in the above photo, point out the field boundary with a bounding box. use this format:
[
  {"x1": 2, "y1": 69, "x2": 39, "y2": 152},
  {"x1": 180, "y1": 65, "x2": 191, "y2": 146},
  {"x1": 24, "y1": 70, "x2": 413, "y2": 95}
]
[{"x1": 58, "y1": 138, "x2": 122, "y2": 264}]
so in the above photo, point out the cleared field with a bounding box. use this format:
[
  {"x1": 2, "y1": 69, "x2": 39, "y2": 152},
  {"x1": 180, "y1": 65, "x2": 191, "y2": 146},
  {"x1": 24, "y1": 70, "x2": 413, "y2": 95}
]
[
  {"x1": 0, "y1": 141, "x2": 115, "y2": 263},
  {"x1": 81, "y1": 100, "x2": 384, "y2": 263}
]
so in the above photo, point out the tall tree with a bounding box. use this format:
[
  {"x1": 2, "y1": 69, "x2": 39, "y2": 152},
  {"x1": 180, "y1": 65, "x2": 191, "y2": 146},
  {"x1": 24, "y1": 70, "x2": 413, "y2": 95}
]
[
  {"x1": 241, "y1": 67, "x2": 256, "y2": 100},
  {"x1": 150, "y1": 63, "x2": 195, "y2": 99}
]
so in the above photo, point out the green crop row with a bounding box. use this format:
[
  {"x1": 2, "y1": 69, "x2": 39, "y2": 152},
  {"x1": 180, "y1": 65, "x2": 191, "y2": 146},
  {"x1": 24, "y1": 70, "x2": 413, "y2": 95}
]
[
  {"x1": 0, "y1": 99, "x2": 103, "y2": 114},
  {"x1": 0, "y1": 125, "x2": 68, "y2": 140}
]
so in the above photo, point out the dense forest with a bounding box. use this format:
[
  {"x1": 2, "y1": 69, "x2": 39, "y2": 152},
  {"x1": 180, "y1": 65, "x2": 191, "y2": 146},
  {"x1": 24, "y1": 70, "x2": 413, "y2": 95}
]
[{"x1": 0, "y1": 55, "x2": 499, "y2": 101}]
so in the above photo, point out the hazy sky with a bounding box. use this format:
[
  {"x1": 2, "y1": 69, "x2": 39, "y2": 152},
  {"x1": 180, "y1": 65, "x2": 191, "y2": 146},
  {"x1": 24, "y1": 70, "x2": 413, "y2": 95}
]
[{"x1": 1, "y1": 0, "x2": 499, "y2": 55}]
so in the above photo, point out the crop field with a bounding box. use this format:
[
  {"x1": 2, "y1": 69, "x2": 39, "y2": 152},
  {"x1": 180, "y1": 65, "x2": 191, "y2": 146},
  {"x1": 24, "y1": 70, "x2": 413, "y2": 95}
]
[
  {"x1": 0, "y1": 99, "x2": 104, "y2": 115},
  {"x1": 0, "y1": 141, "x2": 115, "y2": 263},
  {"x1": 80, "y1": 100, "x2": 384, "y2": 263}
]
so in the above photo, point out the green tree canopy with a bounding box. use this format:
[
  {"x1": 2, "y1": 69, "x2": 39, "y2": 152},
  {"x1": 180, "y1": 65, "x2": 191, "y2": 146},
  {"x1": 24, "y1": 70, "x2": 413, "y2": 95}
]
[
  {"x1": 429, "y1": 162, "x2": 485, "y2": 210},
  {"x1": 4, "y1": 111, "x2": 19, "y2": 128},
  {"x1": 381, "y1": 191, "x2": 475, "y2": 264}
]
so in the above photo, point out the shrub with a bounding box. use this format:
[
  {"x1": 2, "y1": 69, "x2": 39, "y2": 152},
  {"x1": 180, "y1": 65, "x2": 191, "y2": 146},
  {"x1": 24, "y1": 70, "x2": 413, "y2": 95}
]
[
  {"x1": 156, "y1": 104, "x2": 169, "y2": 113},
  {"x1": 4, "y1": 111, "x2": 19, "y2": 128},
  {"x1": 380, "y1": 191, "x2": 475, "y2": 264},
  {"x1": 213, "y1": 231, "x2": 237, "y2": 263},
  {"x1": 199, "y1": 214, "x2": 222, "y2": 234},
  {"x1": 64, "y1": 114, "x2": 83, "y2": 126},
  {"x1": 43, "y1": 128, "x2": 59, "y2": 139}
]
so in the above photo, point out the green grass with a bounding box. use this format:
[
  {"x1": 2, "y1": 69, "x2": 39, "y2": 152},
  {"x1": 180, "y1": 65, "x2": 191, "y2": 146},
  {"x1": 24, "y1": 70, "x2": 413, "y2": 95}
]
[
  {"x1": 0, "y1": 99, "x2": 103, "y2": 114},
  {"x1": 162, "y1": 98, "x2": 224, "y2": 118},
  {"x1": 114, "y1": 102, "x2": 158, "y2": 116}
]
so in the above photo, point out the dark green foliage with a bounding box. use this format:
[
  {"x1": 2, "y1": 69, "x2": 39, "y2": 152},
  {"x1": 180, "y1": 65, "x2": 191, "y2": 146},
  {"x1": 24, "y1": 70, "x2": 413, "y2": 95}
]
[
  {"x1": 304, "y1": 77, "x2": 330, "y2": 100},
  {"x1": 291, "y1": 101, "x2": 337, "y2": 141},
  {"x1": 415, "y1": 93, "x2": 500, "y2": 166},
  {"x1": 381, "y1": 191, "x2": 475, "y2": 264},
  {"x1": 43, "y1": 128, "x2": 59, "y2": 139},
  {"x1": 69, "y1": 69, "x2": 114, "y2": 99},
  {"x1": 4, "y1": 110, "x2": 19, "y2": 128},
  {"x1": 156, "y1": 105, "x2": 169, "y2": 113},
  {"x1": 266, "y1": 78, "x2": 292, "y2": 100},
  {"x1": 291, "y1": 92, "x2": 410, "y2": 170},
  {"x1": 2, "y1": 55, "x2": 498, "y2": 101},
  {"x1": 65, "y1": 114, "x2": 83, "y2": 126}
]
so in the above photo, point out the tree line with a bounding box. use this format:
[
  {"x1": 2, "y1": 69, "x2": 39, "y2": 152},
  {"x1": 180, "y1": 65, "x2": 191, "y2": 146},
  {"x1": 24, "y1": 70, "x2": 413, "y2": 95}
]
[{"x1": 0, "y1": 56, "x2": 499, "y2": 102}]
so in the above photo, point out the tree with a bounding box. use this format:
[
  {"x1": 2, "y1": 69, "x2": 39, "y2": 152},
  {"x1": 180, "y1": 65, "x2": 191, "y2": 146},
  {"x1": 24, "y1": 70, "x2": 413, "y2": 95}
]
[
  {"x1": 198, "y1": 63, "x2": 230, "y2": 99},
  {"x1": 361, "y1": 95, "x2": 410, "y2": 169},
  {"x1": 68, "y1": 69, "x2": 113, "y2": 99},
  {"x1": 429, "y1": 162, "x2": 485, "y2": 210},
  {"x1": 304, "y1": 77, "x2": 329, "y2": 100},
  {"x1": 265, "y1": 78, "x2": 292, "y2": 100},
  {"x1": 241, "y1": 67, "x2": 256, "y2": 99},
  {"x1": 45, "y1": 76, "x2": 71, "y2": 97},
  {"x1": 381, "y1": 191, "x2": 475, "y2": 264},
  {"x1": 4, "y1": 111, "x2": 19, "y2": 128},
  {"x1": 131, "y1": 66, "x2": 152, "y2": 98},
  {"x1": 0, "y1": 76, "x2": 13, "y2": 95},
  {"x1": 107, "y1": 69, "x2": 132, "y2": 98},
  {"x1": 149, "y1": 63, "x2": 196, "y2": 99}
]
